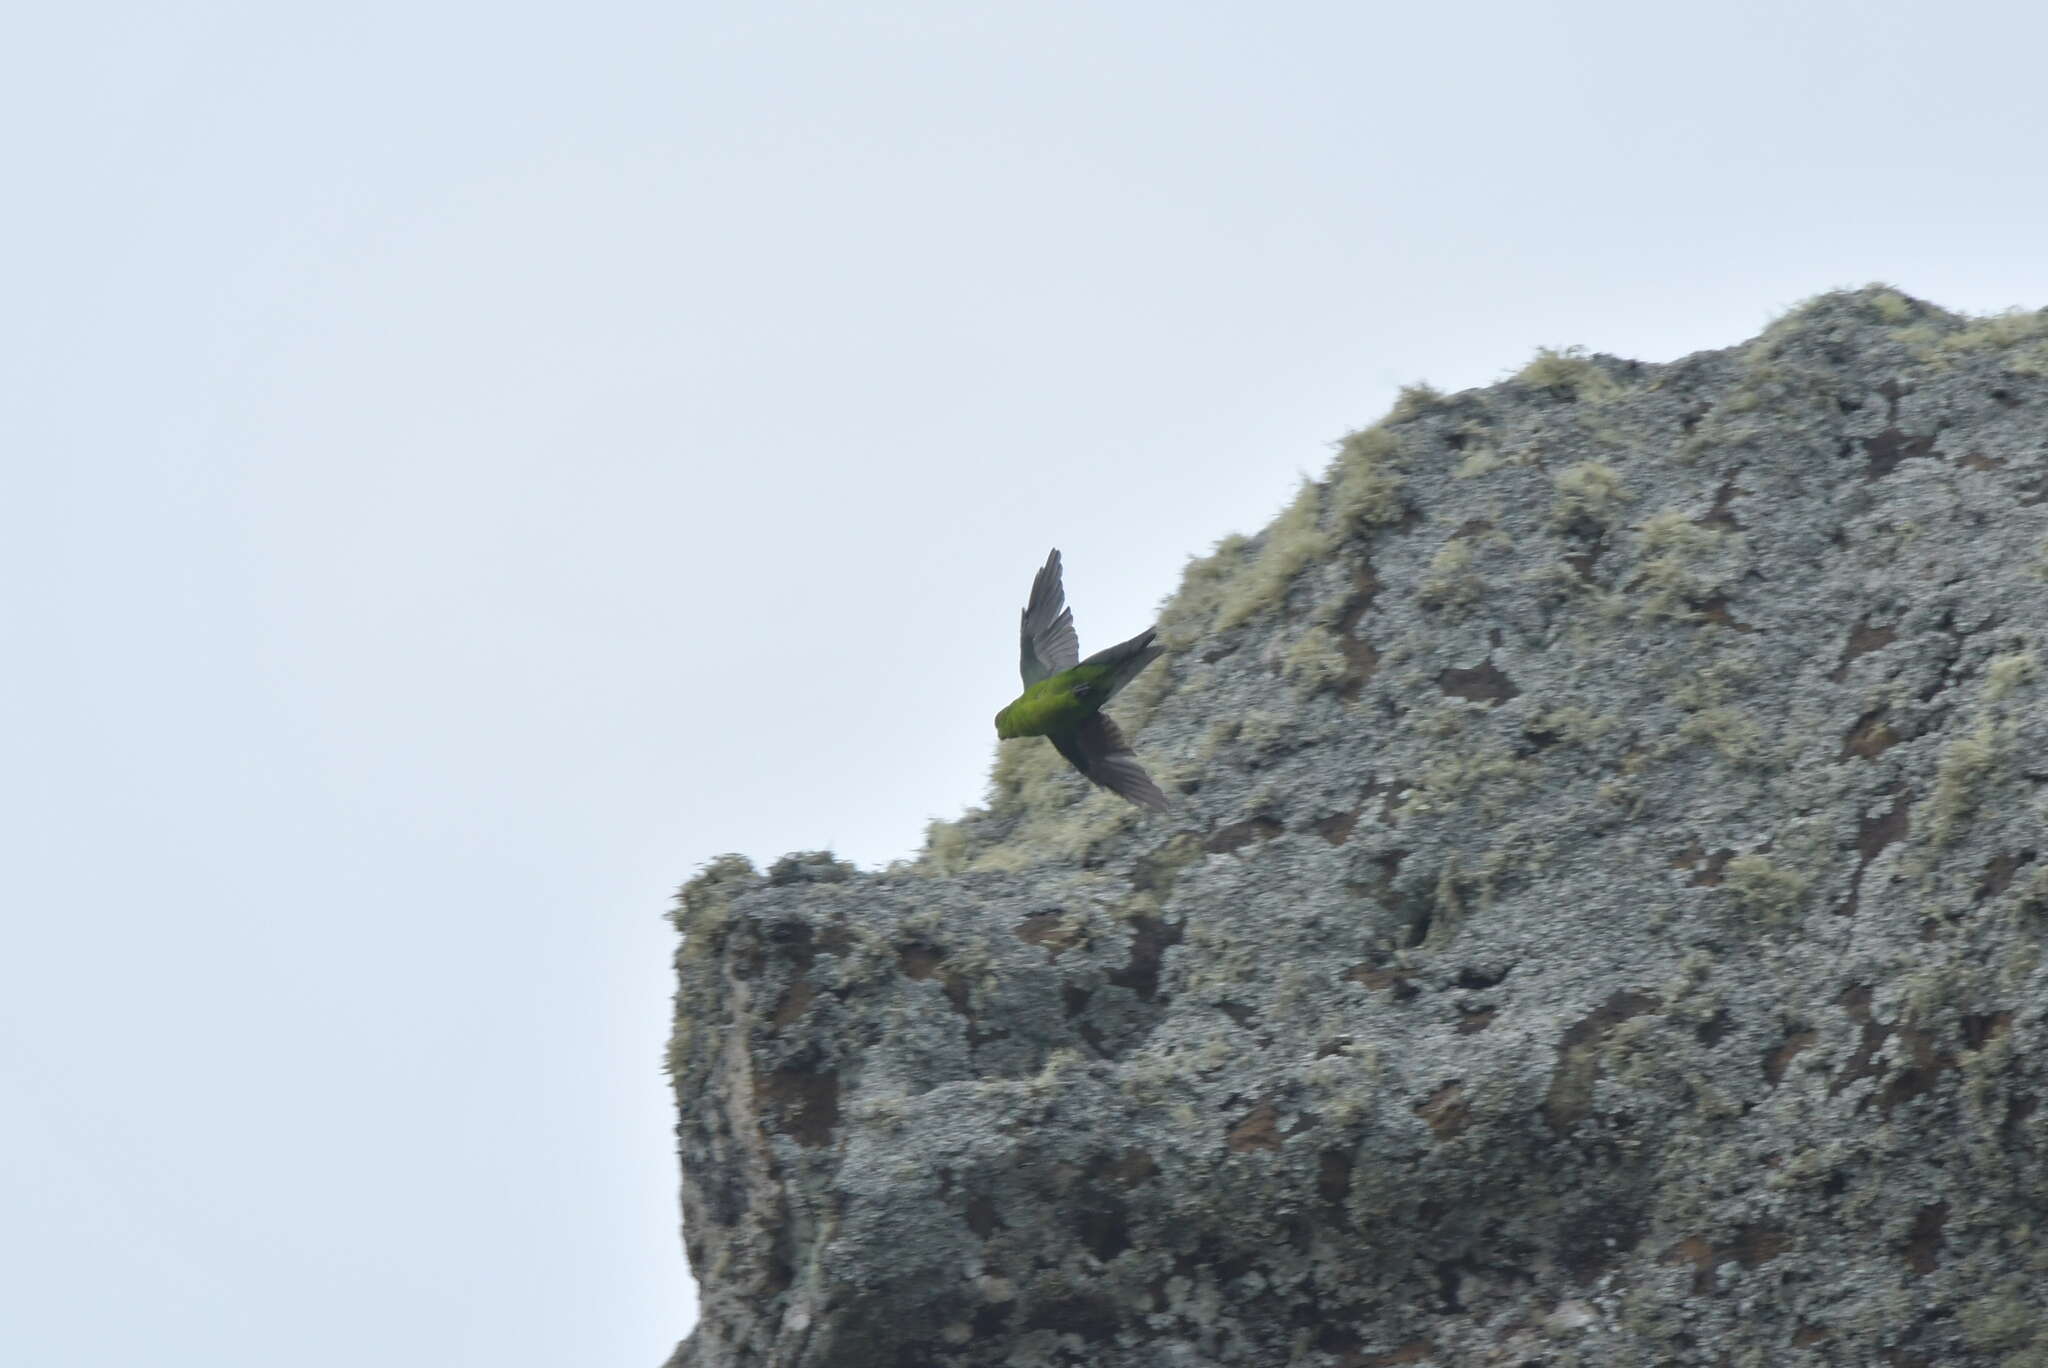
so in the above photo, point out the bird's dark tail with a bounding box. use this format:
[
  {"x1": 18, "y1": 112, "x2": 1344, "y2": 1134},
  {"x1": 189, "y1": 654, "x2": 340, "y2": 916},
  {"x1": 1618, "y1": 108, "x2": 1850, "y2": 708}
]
[{"x1": 1078, "y1": 627, "x2": 1163, "y2": 702}]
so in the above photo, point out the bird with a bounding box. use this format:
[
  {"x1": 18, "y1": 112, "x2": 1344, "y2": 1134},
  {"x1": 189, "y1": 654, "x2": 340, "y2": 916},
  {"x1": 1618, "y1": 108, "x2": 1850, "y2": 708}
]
[{"x1": 994, "y1": 548, "x2": 1168, "y2": 811}]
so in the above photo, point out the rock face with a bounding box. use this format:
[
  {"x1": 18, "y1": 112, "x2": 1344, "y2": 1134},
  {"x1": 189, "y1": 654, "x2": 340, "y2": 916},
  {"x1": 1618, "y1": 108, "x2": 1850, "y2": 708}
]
[{"x1": 666, "y1": 290, "x2": 2048, "y2": 1367}]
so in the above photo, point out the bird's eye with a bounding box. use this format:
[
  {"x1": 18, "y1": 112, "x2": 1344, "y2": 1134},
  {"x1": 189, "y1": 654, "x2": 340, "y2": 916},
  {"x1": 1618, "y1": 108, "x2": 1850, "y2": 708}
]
[{"x1": 1072, "y1": 683, "x2": 1094, "y2": 697}]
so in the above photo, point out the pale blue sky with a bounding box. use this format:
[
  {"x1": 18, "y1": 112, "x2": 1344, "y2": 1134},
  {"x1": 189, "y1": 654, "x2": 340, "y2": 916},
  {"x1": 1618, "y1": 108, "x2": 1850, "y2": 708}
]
[{"x1": 6, "y1": 3, "x2": 2048, "y2": 1364}]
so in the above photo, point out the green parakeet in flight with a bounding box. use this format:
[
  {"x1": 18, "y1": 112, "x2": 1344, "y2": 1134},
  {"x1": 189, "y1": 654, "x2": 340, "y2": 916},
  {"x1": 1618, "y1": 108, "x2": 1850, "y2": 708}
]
[{"x1": 994, "y1": 549, "x2": 1168, "y2": 811}]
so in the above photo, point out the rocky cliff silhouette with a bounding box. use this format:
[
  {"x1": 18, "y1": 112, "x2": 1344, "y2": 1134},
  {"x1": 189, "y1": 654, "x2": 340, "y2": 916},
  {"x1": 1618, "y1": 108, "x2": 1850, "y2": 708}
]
[{"x1": 667, "y1": 288, "x2": 2048, "y2": 1367}]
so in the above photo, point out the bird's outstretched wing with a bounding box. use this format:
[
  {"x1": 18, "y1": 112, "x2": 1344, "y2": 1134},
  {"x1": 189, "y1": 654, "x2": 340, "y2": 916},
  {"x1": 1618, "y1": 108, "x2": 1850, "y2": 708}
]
[
  {"x1": 1019, "y1": 548, "x2": 1080, "y2": 686},
  {"x1": 1050, "y1": 713, "x2": 1169, "y2": 811}
]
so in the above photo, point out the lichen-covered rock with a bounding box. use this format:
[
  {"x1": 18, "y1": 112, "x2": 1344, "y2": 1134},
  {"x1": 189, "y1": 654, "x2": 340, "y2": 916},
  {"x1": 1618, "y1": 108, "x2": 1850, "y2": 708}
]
[{"x1": 666, "y1": 289, "x2": 2048, "y2": 1367}]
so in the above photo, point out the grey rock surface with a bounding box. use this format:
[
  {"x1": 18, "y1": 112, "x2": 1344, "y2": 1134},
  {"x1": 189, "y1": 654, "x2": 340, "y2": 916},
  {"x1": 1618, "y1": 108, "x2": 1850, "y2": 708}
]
[{"x1": 666, "y1": 289, "x2": 2048, "y2": 1367}]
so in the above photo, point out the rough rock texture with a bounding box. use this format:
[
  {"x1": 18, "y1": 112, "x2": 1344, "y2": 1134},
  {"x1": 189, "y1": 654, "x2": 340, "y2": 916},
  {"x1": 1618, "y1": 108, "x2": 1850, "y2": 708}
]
[{"x1": 667, "y1": 289, "x2": 2048, "y2": 1367}]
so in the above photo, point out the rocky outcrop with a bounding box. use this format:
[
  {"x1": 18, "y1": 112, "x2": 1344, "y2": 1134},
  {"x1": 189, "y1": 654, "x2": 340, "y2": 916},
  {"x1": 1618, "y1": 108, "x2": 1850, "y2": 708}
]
[{"x1": 667, "y1": 289, "x2": 2048, "y2": 1367}]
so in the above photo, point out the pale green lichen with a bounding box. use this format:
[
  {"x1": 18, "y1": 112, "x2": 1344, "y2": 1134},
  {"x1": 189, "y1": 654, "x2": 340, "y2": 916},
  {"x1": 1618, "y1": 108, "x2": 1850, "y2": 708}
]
[
  {"x1": 1120, "y1": 1043, "x2": 1192, "y2": 1105},
  {"x1": 1386, "y1": 382, "x2": 1446, "y2": 424},
  {"x1": 1638, "y1": 509, "x2": 1722, "y2": 558},
  {"x1": 918, "y1": 817, "x2": 972, "y2": 875},
  {"x1": 2017, "y1": 866, "x2": 2048, "y2": 922},
  {"x1": 1328, "y1": 426, "x2": 1409, "y2": 529},
  {"x1": 1747, "y1": 285, "x2": 1953, "y2": 364},
  {"x1": 765, "y1": 850, "x2": 855, "y2": 885},
  {"x1": 1214, "y1": 480, "x2": 1331, "y2": 631},
  {"x1": 1521, "y1": 559, "x2": 1594, "y2": 605},
  {"x1": 1868, "y1": 286, "x2": 1917, "y2": 324},
  {"x1": 1415, "y1": 701, "x2": 1475, "y2": 740},
  {"x1": 1678, "y1": 706, "x2": 1767, "y2": 767},
  {"x1": 1940, "y1": 308, "x2": 2048, "y2": 353},
  {"x1": 1895, "y1": 306, "x2": 2048, "y2": 374},
  {"x1": 671, "y1": 853, "x2": 759, "y2": 932},
  {"x1": 1631, "y1": 510, "x2": 1741, "y2": 621},
  {"x1": 1516, "y1": 346, "x2": 1624, "y2": 403},
  {"x1": 1963, "y1": 1030, "x2": 2020, "y2": 1118},
  {"x1": 1718, "y1": 388, "x2": 1764, "y2": 416},
  {"x1": 1156, "y1": 534, "x2": 1251, "y2": 649},
  {"x1": 2013, "y1": 348, "x2": 2048, "y2": 379},
  {"x1": 1665, "y1": 653, "x2": 1757, "y2": 712},
  {"x1": 1551, "y1": 461, "x2": 1633, "y2": 529},
  {"x1": 666, "y1": 853, "x2": 762, "y2": 1073},
  {"x1": 1928, "y1": 719, "x2": 2011, "y2": 846},
  {"x1": 1986, "y1": 650, "x2": 2039, "y2": 700},
  {"x1": 1417, "y1": 539, "x2": 1486, "y2": 612},
  {"x1": 1422, "y1": 858, "x2": 1469, "y2": 949},
  {"x1": 1280, "y1": 623, "x2": 1349, "y2": 694},
  {"x1": 1401, "y1": 741, "x2": 1528, "y2": 820},
  {"x1": 1527, "y1": 705, "x2": 1618, "y2": 747},
  {"x1": 1453, "y1": 446, "x2": 1507, "y2": 478},
  {"x1": 1960, "y1": 1278, "x2": 2044, "y2": 1359},
  {"x1": 2002, "y1": 938, "x2": 2044, "y2": 993},
  {"x1": 1236, "y1": 708, "x2": 1297, "y2": 757}
]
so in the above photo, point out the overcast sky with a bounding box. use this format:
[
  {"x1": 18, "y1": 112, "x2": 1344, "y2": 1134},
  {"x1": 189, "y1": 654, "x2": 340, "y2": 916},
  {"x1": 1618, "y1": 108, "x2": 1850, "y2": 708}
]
[{"x1": 7, "y1": 2, "x2": 2048, "y2": 1364}]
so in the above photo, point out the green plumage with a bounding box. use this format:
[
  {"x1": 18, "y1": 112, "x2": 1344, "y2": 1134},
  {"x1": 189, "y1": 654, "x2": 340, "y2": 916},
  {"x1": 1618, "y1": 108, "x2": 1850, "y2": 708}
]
[
  {"x1": 993, "y1": 549, "x2": 1167, "y2": 811},
  {"x1": 994, "y1": 664, "x2": 1122, "y2": 739}
]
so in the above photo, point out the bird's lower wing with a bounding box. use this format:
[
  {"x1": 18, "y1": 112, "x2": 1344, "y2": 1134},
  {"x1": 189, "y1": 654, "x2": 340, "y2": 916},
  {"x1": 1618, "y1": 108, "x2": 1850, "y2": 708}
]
[{"x1": 1050, "y1": 713, "x2": 1168, "y2": 811}]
